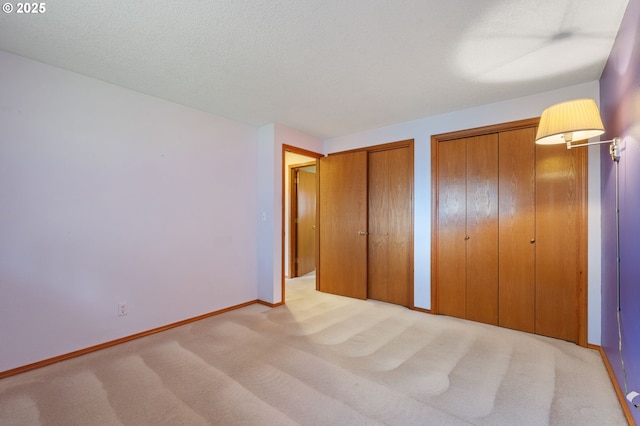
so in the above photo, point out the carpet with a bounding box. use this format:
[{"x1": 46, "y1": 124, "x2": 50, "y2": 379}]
[{"x1": 0, "y1": 275, "x2": 627, "y2": 425}]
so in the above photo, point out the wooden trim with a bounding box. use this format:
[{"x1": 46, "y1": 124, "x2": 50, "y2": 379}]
[
  {"x1": 430, "y1": 136, "x2": 440, "y2": 315},
  {"x1": 407, "y1": 141, "x2": 415, "y2": 309},
  {"x1": 257, "y1": 299, "x2": 285, "y2": 308},
  {"x1": 282, "y1": 144, "x2": 323, "y2": 303},
  {"x1": 316, "y1": 158, "x2": 320, "y2": 291},
  {"x1": 432, "y1": 117, "x2": 540, "y2": 142},
  {"x1": 411, "y1": 306, "x2": 432, "y2": 314},
  {"x1": 0, "y1": 300, "x2": 263, "y2": 380},
  {"x1": 283, "y1": 144, "x2": 323, "y2": 160},
  {"x1": 290, "y1": 161, "x2": 318, "y2": 168},
  {"x1": 289, "y1": 165, "x2": 298, "y2": 278},
  {"x1": 578, "y1": 146, "x2": 589, "y2": 347},
  {"x1": 329, "y1": 139, "x2": 413, "y2": 156},
  {"x1": 590, "y1": 344, "x2": 636, "y2": 425}
]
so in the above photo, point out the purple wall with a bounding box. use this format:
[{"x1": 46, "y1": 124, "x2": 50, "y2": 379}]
[{"x1": 599, "y1": 0, "x2": 640, "y2": 421}]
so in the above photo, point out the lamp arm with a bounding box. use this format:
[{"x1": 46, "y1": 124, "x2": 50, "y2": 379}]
[
  {"x1": 567, "y1": 137, "x2": 621, "y2": 162},
  {"x1": 566, "y1": 137, "x2": 618, "y2": 148}
]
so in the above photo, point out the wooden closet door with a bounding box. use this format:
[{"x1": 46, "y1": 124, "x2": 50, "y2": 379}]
[
  {"x1": 465, "y1": 134, "x2": 499, "y2": 325},
  {"x1": 318, "y1": 152, "x2": 368, "y2": 299},
  {"x1": 498, "y1": 127, "x2": 536, "y2": 332},
  {"x1": 368, "y1": 147, "x2": 412, "y2": 306},
  {"x1": 433, "y1": 118, "x2": 587, "y2": 345},
  {"x1": 436, "y1": 138, "x2": 467, "y2": 319},
  {"x1": 535, "y1": 143, "x2": 586, "y2": 343}
]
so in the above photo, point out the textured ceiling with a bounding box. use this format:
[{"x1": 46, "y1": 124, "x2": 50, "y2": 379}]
[{"x1": 0, "y1": 0, "x2": 629, "y2": 138}]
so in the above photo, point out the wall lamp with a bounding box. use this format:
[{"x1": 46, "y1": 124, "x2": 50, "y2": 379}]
[
  {"x1": 534, "y1": 97, "x2": 622, "y2": 311},
  {"x1": 535, "y1": 98, "x2": 622, "y2": 162},
  {"x1": 535, "y1": 97, "x2": 639, "y2": 411}
]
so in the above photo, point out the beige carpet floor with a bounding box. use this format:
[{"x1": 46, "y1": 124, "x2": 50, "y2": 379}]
[{"x1": 0, "y1": 275, "x2": 628, "y2": 425}]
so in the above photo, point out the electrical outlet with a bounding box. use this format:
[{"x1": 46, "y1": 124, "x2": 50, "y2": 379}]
[{"x1": 118, "y1": 302, "x2": 128, "y2": 316}]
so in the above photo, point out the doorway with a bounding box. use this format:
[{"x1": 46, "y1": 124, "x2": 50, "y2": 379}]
[
  {"x1": 289, "y1": 162, "x2": 317, "y2": 278},
  {"x1": 283, "y1": 145, "x2": 323, "y2": 302}
]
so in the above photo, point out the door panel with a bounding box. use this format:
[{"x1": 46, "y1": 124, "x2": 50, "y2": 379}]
[
  {"x1": 367, "y1": 151, "x2": 389, "y2": 302},
  {"x1": 498, "y1": 128, "x2": 536, "y2": 332},
  {"x1": 296, "y1": 169, "x2": 316, "y2": 276},
  {"x1": 368, "y1": 147, "x2": 412, "y2": 306},
  {"x1": 535, "y1": 143, "x2": 585, "y2": 342},
  {"x1": 386, "y1": 147, "x2": 412, "y2": 306},
  {"x1": 318, "y1": 152, "x2": 368, "y2": 299},
  {"x1": 436, "y1": 139, "x2": 467, "y2": 318},
  {"x1": 465, "y1": 134, "x2": 499, "y2": 325}
]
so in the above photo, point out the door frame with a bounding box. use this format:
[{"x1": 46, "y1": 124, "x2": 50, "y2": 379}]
[
  {"x1": 282, "y1": 145, "x2": 323, "y2": 303},
  {"x1": 289, "y1": 161, "x2": 317, "y2": 278},
  {"x1": 430, "y1": 117, "x2": 588, "y2": 347}
]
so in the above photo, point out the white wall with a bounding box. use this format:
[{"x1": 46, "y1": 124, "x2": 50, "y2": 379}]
[
  {"x1": 0, "y1": 51, "x2": 260, "y2": 372},
  {"x1": 323, "y1": 81, "x2": 603, "y2": 344},
  {"x1": 257, "y1": 124, "x2": 278, "y2": 302}
]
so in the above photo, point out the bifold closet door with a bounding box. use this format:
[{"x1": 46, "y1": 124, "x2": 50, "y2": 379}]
[
  {"x1": 318, "y1": 151, "x2": 368, "y2": 299},
  {"x1": 434, "y1": 119, "x2": 586, "y2": 344},
  {"x1": 368, "y1": 147, "x2": 412, "y2": 307},
  {"x1": 436, "y1": 134, "x2": 498, "y2": 324},
  {"x1": 465, "y1": 134, "x2": 499, "y2": 325},
  {"x1": 498, "y1": 127, "x2": 536, "y2": 333}
]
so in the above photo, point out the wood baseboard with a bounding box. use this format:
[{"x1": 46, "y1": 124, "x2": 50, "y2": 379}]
[
  {"x1": 590, "y1": 344, "x2": 636, "y2": 426},
  {"x1": 0, "y1": 299, "x2": 269, "y2": 380},
  {"x1": 257, "y1": 299, "x2": 284, "y2": 308},
  {"x1": 411, "y1": 306, "x2": 432, "y2": 314}
]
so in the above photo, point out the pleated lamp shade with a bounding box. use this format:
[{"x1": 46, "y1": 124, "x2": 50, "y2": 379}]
[{"x1": 535, "y1": 98, "x2": 605, "y2": 145}]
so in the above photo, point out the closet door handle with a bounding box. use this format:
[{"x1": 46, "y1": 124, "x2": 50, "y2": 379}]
[
  {"x1": 358, "y1": 231, "x2": 369, "y2": 236},
  {"x1": 530, "y1": 239, "x2": 535, "y2": 244},
  {"x1": 464, "y1": 235, "x2": 470, "y2": 240}
]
